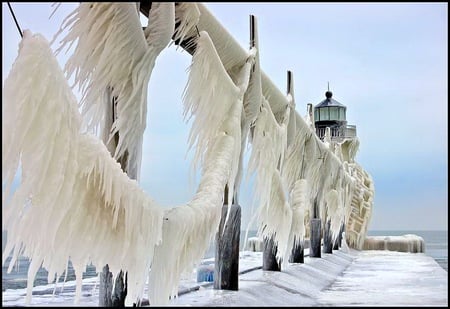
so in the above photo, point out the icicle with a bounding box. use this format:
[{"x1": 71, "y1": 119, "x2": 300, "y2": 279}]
[
  {"x1": 284, "y1": 178, "x2": 308, "y2": 265},
  {"x1": 286, "y1": 93, "x2": 297, "y2": 149},
  {"x1": 258, "y1": 168, "x2": 292, "y2": 264},
  {"x1": 182, "y1": 30, "x2": 241, "y2": 202},
  {"x1": 144, "y1": 3, "x2": 175, "y2": 52},
  {"x1": 172, "y1": 2, "x2": 200, "y2": 50},
  {"x1": 242, "y1": 16, "x2": 262, "y2": 129},
  {"x1": 2, "y1": 31, "x2": 165, "y2": 305},
  {"x1": 223, "y1": 46, "x2": 256, "y2": 229},
  {"x1": 325, "y1": 189, "x2": 340, "y2": 242},
  {"x1": 149, "y1": 31, "x2": 244, "y2": 305},
  {"x1": 247, "y1": 95, "x2": 292, "y2": 264},
  {"x1": 285, "y1": 70, "x2": 296, "y2": 150},
  {"x1": 283, "y1": 123, "x2": 312, "y2": 191},
  {"x1": 52, "y1": 3, "x2": 175, "y2": 181},
  {"x1": 344, "y1": 162, "x2": 374, "y2": 249}
]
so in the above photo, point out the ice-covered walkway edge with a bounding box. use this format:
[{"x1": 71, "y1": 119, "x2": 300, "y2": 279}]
[
  {"x1": 2, "y1": 249, "x2": 448, "y2": 307},
  {"x1": 172, "y1": 249, "x2": 448, "y2": 307},
  {"x1": 171, "y1": 249, "x2": 356, "y2": 307}
]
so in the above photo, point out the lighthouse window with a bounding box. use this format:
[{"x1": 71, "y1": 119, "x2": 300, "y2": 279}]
[
  {"x1": 314, "y1": 108, "x2": 319, "y2": 121},
  {"x1": 330, "y1": 107, "x2": 339, "y2": 120},
  {"x1": 320, "y1": 107, "x2": 329, "y2": 120}
]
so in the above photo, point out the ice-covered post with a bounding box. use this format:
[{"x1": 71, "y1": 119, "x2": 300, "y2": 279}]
[
  {"x1": 262, "y1": 54, "x2": 284, "y2": 272},
  {"x1": 99, "y1": 94, "x2": 129, "y2": 307},
  {"x1": 263, "y1": 236, "x2": 281, "y2": 271},
  {"x1": 333, "y1": 235, "x2": 339, "y2": 250},
  {"x1": 286, "y1": 70, "x2": 304, "y2": 263},
  {"x1": 215, "y1": 13, "x2": 260, "y2": 290},
  {"x1": 333, "y1": 222, "x2": 344, "y2": 250},
  {"x1": 289, "y1": 236, "x2": 304, "y2": 263},
  {"x1": 338, "y1": 222, "x2": 345, "y2": 248},
  {"x1": 214, "y1": 185, "x2": 241, "y2": 290},
  {"x1": 99, "y1": 265, "x2": 113, "y2": 307},
  {"x1": 310, "y1": 198, "x2": 322, "y2": 258},
  {"x1": 323, "y1": 219, "x2": 333, "y2": 254}
]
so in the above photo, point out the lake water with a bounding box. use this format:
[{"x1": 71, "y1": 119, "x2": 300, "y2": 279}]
[{"x1": 2, "y1": 230, "x2": 447, "y2": 292}]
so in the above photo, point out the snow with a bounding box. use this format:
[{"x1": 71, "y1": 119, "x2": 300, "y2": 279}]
[
  {"x1": 173, "y1": 249, "x2": 448, "y2": 307},
  {"x1": 318, "y1": 250, "x2": 448, "y2": 307},
  {"x1": 3, "y1": 249, "x2": 447, "y2": 307}
]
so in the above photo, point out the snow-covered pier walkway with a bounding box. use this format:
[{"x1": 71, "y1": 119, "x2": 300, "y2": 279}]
[
  {"x1": 172, "y1": 249, "x2": 448, "y2": 307},
  {"x1": 2, "y1": 249, "x2": 447, "y2": 306}
]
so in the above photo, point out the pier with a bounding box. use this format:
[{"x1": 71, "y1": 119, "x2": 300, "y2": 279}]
[
  {"x1": 2, "y1": 246, "x2": 447, "y2": 307},
  {"x1": 173, "y1": 248, "x2": 448, "y2": 307}
]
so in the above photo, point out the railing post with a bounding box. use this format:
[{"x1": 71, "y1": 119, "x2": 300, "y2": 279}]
[
  {"x1": 99, "y1": 93, "x2": 128, "y2": 306},
  {"x1": 310, "y1": 198, "x2": 322, "y2": 258},
  {"x1": 333, "y1": 235, "x2": 340, "y2": 250},
  {"x1": 286, "y1": 70, "x2": 304, "y2": 263},
  {"x1": 310, "y1": 218, "x2": 322, "y2": 258},
  {"x1": 323, "y1": 219, "x2": 333, "y2": 254},
  {"x1": 214, "y1": 203, "x2": 241, "y2": 290},
  {"x1": 99, "y1": 265, "x2": 113, "y2": 307},
  {"x1": 289, "y1": 236, "x2": 304, "y2": 263},
  {"x1": 263, "y1": 236, "x2": 281, "y2": 271},
  {"x1": 338, "y1": 222, "x2": 345, "y2": 248}
]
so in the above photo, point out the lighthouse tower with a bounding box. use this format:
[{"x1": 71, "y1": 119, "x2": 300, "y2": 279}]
[{"x1": 314, "y1": 88, "x2": 356, "y2": 142}]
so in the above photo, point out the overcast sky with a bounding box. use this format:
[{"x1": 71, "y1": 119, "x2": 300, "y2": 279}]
[{"x1": 2, "y1": 2, "x2": 448, "y2": 231}]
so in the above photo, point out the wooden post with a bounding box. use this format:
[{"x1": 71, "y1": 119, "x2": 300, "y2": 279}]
[
  {"x1": 333, "y1": 235, "x2": 339, "y2": 250},
  {"x1": 333, "y1": 222, "x2": 343, "y2": 250},
  {"x1": 112, "y1": 270, "x2": 127, "y2": 306},
  {"x1": 99, "y1": 265, "x2": 113, "y2": 307},
  {"x1": 323, "y1": 220, "x2": 333, "y2": 254},
  {"x1": 310, "y1": 197, "x2": 321, "y2": 258},
  {"x1": 338, "y1": 222, "x2": 345, "y2": 248},
  {"x1": 263, "y1": 236, "x2": 281, "y2": 271},
  {"x1": 253, "y1": 13, "x2": 280, "y2": 272},
  {"x1": 214, "y1": 203, "x2": 241, "y2": 290},
  {"x1": 289, "y1": 236, "x2": 304, "y2": 263},
  {"x1": 214, "y1": 14, "x2": 259, "y2": 289},
  {"x1": 286, "y1": 70, "x2": 304, "y2": 263},
  {"x1": 310, "y1": 218, "x2": 322, "y2": 258},
  {"x1": 99, "y1": 93, "x2": 129, "y2": 306}
]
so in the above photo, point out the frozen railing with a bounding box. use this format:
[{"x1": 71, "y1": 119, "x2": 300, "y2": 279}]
[{"x1": 316, "y1": 125, "x2": 357, "y2": 142}]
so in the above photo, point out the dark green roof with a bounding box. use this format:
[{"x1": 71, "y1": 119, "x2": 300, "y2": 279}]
[{"x1": 315, "y1": 91, "x2": 346, "y2": 108}]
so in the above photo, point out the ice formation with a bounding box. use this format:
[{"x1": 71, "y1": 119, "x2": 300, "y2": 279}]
[
  {"x1": 178, "y1": 2, "x2": 376, "y2": 264},
  {"x1": 2, "y1": 31, "x2": 164, "y2": 305},
  {"x1": 247, "y1": 97, "x2": 292, "y2": 263},
  {"x1": 2, "y1": 2, "x2": 376, "y2": 307},
  {"x1": 148, "y1": 31, "x2": 248, "y2": 305},
  {"x1": 52, "y1": 3, "x2": 177, "y2": 180},
  {"x1": 286, "y1": 178, "x2": 308, "y2": 259}
]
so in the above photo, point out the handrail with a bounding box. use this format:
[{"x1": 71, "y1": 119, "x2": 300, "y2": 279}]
[{"x1": 139, "y1": 2, "x2": 292, "y2": 120}]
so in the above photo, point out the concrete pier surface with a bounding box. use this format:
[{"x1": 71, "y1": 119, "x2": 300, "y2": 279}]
[
  {"x1": 172, "y1": 249, "x2": 447, "y2": 307},
  {"x1": 2, "y1": 249, "x2": 448, "y2": 306}
]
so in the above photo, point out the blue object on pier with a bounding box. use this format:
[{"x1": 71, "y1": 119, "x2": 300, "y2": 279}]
[{"x1": 197, "y1": 264, "x2": 214, "y2": 282}]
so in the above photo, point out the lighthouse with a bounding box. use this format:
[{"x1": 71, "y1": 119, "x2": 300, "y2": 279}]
[{"x1": 314, "y1": 88, "x2": 356, "y2": 142}]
